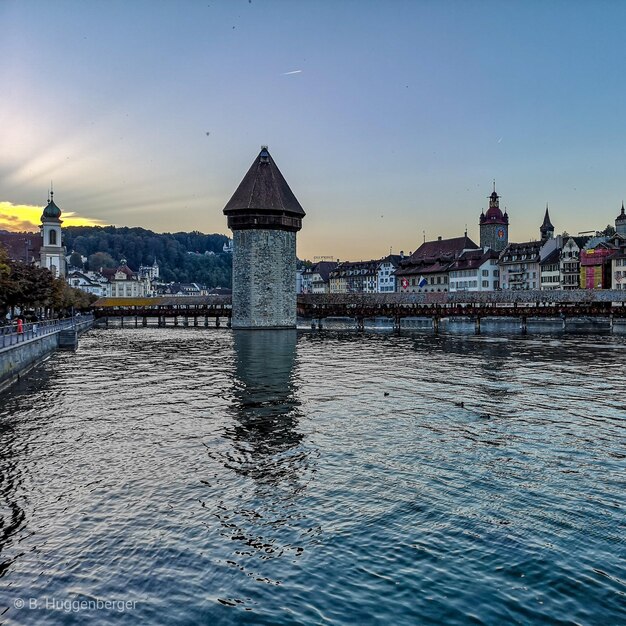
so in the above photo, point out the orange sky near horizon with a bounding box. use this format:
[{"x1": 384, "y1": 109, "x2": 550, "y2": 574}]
[{"x1": 0, "y1": 201, "x2": 107, "y2": 233}]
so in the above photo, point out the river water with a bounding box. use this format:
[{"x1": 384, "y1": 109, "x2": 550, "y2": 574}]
[{"x1": 0, "y1": 328, "x2": 624, "y2": 625}]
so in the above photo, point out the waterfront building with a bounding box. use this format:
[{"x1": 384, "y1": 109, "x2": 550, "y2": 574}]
[
  {"x1": 223, "y1": 147, "x2": 305, "y2": 328},
  {"x1": 329, "y1": 260, "x2": 379, "y2": 293},
  {"x1": 448, "y1": 248, "x2": 500, "y2": 292},
  {"x1": 39, "y1": 189, "x2": 67, "y2": 278},
  {"x1": 580, "y1": 235, "x2": 616, "y2": 289},
  {"x1": 310, "y1": 261, "x2": 338, "y2": 293},
  {"x1": 615, "y1": 202, "x2": 626, "y2": 237},
  {"x1": 499, "y1": 241, "x2": 542, "y2": 290},
  {"x1": 611, "y1": 250, "x2": 626, "y2": 289},
  {"x1": 560, "y1": 236, "x2": 589, "y2": 289},
  {"x1": 396, "y1": 235, "x2": 478, "y2": 293},
  {"x1": 479, "y1": 185, "x2": 509, "y2": 252},
  {"x1": 540, "y1": 248, "x2": 561, "y2": 290},
  {"x1": 104, "y1": 260, "x2": 149, "y2": 297},
  {"x1": 377, "y1": 254, "x2": 403, "y2": 293}
]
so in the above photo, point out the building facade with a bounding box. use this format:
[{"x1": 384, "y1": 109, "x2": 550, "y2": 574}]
[
  {"x1": 396, "y1": 235, "x2": 478, "y2": 293},
  {"x1": 448, "y1": 248, "x2": 500, "y2": 292}
]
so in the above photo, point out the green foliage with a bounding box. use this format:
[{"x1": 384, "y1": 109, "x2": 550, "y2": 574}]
[
  {"x1": 88, "y1": 251, "x2": 117, "y2": 271},
  {"x1": 64, "y1": 226, "x2": 232, "y2": 288},
  {"x1": 0, "y1": 245, "x2": 93, "y2": 317},
  {"x1": 68, "y1": 251, "x2": 84, "y2": 269},
  {"x1": 603, "y1": 224, "x2": 616, "y2": 236}
]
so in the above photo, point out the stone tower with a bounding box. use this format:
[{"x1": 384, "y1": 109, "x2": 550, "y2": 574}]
[
  {"x1": 615, "y1": 201, "x2": 626, "y2": 237},
  {"x1": 40, "y1": 188, "x2": 66, "y2": 278},
  {"x1": 540, "y1": 204, "x2": 554, "y2": 243},
  {"x1": 223, "y1": 147, "x2": 305, "y2": 329},
  {"x1": 479, "y1": 183, "x2": 509, "y2": 251}
]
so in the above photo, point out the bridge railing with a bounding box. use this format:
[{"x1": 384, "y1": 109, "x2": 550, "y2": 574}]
[{"x1": 0, "y1": 315, "x2": 94, "y2": 351}]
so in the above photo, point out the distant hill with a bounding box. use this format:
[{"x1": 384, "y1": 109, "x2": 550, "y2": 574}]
[{"x1": 64, "y1": 226, "x2": 232, "y2": 288}]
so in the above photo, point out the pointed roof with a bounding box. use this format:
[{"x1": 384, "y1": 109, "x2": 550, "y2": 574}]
[
  {"x1": 223, "y1": 147, "x2": 305, "y2": 217},
  {"x1": 541, "y1": 204, "x2": 554, "y2": 231},
  {"x1": 616, "y1": 201, "x2": 626, "y2": 222}
]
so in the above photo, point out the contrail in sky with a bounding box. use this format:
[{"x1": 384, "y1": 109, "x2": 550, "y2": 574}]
[{"x1": 282, "y1": 70, "x2": 302, "y2": 75}]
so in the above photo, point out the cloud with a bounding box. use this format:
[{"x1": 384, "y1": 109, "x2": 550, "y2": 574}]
[{"x1": 0, "y1": 201, "x2": 106, "y2": 232}]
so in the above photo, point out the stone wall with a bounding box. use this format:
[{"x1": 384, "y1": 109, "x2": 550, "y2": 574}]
[
  {"x1": 0, "y1": 334, "x2": 59, "y2": 393},
  {"x1": 232, "y1": 229, "x2": 297, "y2": 328}
]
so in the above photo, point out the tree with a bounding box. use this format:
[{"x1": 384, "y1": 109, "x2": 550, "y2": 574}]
[
  {"x1": 69, "y1": 251, "x2": 84, "y2": 269},
  {"x1": 88, "y1": 251, "x2": 117, "y2": 272},
  {"x1": 603, "y1": 224, "x2": 616, "y2": 236}
]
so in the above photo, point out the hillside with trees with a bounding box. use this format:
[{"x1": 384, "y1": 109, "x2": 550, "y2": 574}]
[{"x1": 63, "y1": 226, "x2": 232, "y2": 288}]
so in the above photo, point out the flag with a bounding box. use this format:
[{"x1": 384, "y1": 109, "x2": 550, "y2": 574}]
[{"x1": 418, "y1": 276, "x2": 427, "y2": 288}]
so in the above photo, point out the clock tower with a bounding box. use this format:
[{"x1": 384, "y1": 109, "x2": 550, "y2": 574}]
[{"x1": 479, "y1": 183, "x2": 509, "y2": 252}]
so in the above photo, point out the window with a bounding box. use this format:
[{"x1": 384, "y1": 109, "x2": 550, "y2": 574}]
[
  {"x1": 482, "y1": 269, "x2": 488, "y2": 277},
  {"x1": 482, "y1": 280, "x2": 489, "y2": 288},
  {"x1": 49, "y1": 230, "x2": 57, "y2": 245}
]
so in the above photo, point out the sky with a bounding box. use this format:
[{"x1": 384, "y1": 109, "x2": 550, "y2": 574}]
[{"x1": 2, "y1": 0, "x2": 626, "y2": 260}]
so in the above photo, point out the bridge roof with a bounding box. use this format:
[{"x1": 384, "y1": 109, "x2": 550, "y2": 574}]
[{"x1": 92, "y1": 296, "x2": 231, "y2": 308}]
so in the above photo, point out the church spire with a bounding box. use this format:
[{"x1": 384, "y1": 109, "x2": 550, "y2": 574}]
[{"x1": 540, "y1": 204, "x2": 554, "y2": 242}]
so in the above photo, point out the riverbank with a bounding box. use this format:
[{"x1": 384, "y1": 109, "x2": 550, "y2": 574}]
[{"x1": 0, "y1": 316, "x2": 94, "y2": 393}]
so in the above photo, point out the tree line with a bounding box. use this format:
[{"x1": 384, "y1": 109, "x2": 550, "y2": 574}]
[
  {"x1": 64, "y1": 226, "x2": 232, "y2": 288},
  {"x1": 0, "y1": 246, "x2": 94, "y2": 321}
]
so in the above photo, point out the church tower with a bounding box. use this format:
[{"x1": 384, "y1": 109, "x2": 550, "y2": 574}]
[
  {"x1": 40, "y1": 188, "x2": 66, "y2": 278},
  {"x1": 223, "y1": 147, "x2": 305, "y2": 328},
  {"x1": 479, "y1": 183, "x2": 509, "y2": 251},
  {"x1": 615, "y1": 201, "x2": 626, "y2": 237},
  {"x1": 540, "y1": 204, "x2": 554, "y2": 243}
]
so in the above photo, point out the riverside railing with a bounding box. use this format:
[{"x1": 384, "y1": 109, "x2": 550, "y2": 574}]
[{"x1": 0, "y1": 315, "x2": 94, "y2": 351}]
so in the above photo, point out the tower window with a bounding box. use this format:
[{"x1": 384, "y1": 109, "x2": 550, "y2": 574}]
[{"x1": 49, "y1": 230, "x2": 57, "y2": 245}]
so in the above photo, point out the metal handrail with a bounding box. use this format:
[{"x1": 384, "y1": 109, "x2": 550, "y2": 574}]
[{"x1": 0, "y1": 314, "x2": 94, "y2": 351}]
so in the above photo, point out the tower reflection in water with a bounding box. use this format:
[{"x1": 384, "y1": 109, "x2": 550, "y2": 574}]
[
  {"x1": 209, "y1": 330, "x2": 315, "y2": 592},
  {"x1": 228, "y1": 329, "x2": 304, "y2": 483}
]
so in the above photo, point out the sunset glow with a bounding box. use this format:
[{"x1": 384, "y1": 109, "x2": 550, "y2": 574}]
[{"x1": 0, "y1": 201, "x2": 107, "y2": 233}]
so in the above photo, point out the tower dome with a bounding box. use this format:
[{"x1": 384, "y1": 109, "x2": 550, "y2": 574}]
[{"x1": 42, "y1": 190, "x2": 62, "y2": 220}]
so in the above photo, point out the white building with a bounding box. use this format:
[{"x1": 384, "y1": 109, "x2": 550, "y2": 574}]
[
  {"x1": 377, "y1": 254, "x2": 403, "y2": 293},
  {"x1": 448, "y1": 248, "x2": 500, "y2": 292},
  {"x1": 66, "y1": 271, "x2": 107, "y2": 297},
  {"x1": 612, "y1": 253, "x2": 626, "y2": 290},
  {"x1": 104, "y1": 260, "x2": 149, "y2": 297}
]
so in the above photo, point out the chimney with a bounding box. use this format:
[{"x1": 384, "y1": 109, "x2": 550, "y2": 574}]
[
  {"x1": 438, "y1": 236, "x2": 442, "y2": 241},
  {"x1": 400, "y1": 250, "x2": 404, "y2": 258}
]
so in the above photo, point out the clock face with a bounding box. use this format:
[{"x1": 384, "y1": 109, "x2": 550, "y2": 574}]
[{"x1": 496, "y1": 228, "x2": 505, "y2": 240}]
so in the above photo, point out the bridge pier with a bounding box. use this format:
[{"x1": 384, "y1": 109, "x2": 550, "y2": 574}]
[
  {"x1": 356, "y1": 317, "x2": 365, "y2": 332},
  {"x1": 433, "y1": 317, "x2": 439, "y2": 335},
  {"x1": 215, "y1": 317, "x2": 221, "y2": 328},
  {"x1": 475, "y1": 316, "x2": 481, "y2": 335},
  {"x1": 521, "y1": 316, "x2": 527, "y2": 334},
  {"x1": 204, "y1": 316, "x2": 209, "y2": 327},
  {"x1": 134, "y1": 316, "x2": 138, "y2": 328},
  {"x1": 121, "y1": 316, "x2": 124, "y2": 328},
  {"x1": 174, "y1": 316, "x2": 178, "y2": 327},
  {"x1": 142, "y1": 316, "x2": 147, "y2": 327},
  {"x1": 183, "y1": 316, "x2": 189, "y2": 327},
  {"x1": 194, "y1": 316, "x2": 198, "y2": 327}
]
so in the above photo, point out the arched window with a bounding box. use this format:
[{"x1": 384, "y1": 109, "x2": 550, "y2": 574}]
[{"x1": 49, "y1": 229, "x2": 57, "y2": 245}]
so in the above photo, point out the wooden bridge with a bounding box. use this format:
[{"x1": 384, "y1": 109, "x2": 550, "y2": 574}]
[
  {"x1": 91, "y1": 290, "x2": 626, "y2": 331},
  {"x1": 91, "y1": 296, "x2": 232, "y2": 327},
  {"x1": 298, "y1": 290, "x2": 626, "y2": 331}
]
